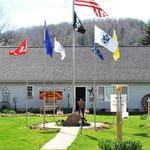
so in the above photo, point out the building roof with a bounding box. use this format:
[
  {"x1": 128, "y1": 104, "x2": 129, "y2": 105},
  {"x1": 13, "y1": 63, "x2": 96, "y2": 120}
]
[{"x1": 0, "y1": 46, "x2": 150, "y2": 83}]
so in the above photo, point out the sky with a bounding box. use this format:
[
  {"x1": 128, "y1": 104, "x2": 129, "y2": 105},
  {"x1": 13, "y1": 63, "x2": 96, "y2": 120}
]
[{"x1": 0, "y1": 0, "x2": 150, "y2": 28}]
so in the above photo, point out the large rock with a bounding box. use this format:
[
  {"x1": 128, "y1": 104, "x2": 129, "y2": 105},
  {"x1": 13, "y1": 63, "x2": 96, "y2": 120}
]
[{"x1": 63, "y1": 113, "x2": 81, "y2": 126}]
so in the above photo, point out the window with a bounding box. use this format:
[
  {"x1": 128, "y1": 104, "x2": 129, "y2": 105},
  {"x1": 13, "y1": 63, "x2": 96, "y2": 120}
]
[
  {"x1": 122, "y1": 87, "x2": 128, "y2": 95},
  {"x1": 98, "y1": 86, "x2": 114, "y2": 101},
  {"x1": 98, "y1": 85, "x2": 128, "y2": 101},
  {"x1": 27, "y1": 85, "x2": 34, "y2": 99},
  {"x1": 105, "y1": 86, "x2": 114, "y2": 101},
  {"x1": 98, "y1": 87, "x2": 104, "y2": 101}
]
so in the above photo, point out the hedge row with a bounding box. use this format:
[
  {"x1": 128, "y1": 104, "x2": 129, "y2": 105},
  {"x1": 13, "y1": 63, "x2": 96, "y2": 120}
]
[{"x1": 0, "y1": 113, "x2": 69, "y2": 117}]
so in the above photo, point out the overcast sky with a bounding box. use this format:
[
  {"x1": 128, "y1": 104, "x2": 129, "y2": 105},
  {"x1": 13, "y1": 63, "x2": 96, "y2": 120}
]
[{"x1": 0, "y1": 0, "x2": 149, "y2": 28}]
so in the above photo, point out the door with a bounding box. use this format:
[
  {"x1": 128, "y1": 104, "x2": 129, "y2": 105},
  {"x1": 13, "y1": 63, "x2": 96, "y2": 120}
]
[{"x1": 75, "y1": 87, "x2": 86, "y2": 111}]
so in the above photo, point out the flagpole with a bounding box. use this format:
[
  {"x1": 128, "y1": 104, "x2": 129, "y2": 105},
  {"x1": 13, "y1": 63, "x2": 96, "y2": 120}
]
[
  {"x1": 25, "y1": 64, "x2": 29, "y2": 127},
  {"x1": 43, "y1": 21, "x2": 47, "y2": 129},
  {"x1": 25, "y1": 35, "x2": 28, "y2": 128},
  {"x1": 93, "y1": 25, "x2": 96, "y2": 130},
  {"x1": 53, "y1": 37, "x2": 56, "y2": 120},
  {"x1": 25, "y1": 80, "x2": 29, "y2": 127},
  {"x1": 72, "y1": 0, "x2": 76, "y2": 113}
]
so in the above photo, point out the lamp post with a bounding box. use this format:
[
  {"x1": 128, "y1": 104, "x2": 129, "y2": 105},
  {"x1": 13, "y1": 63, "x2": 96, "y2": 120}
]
[
  {"x1": 13, "y1": 97, "x2": 17, "y2": 112},
  {"x1": 116, "y1": 85, "x2": 122, "y2": 141},
  {"x1": 67, "y1": 93, "x2": 70, "y2": 108},
  {"x1": 66, "y1": 87, "x2": 71, "y2": 109}
]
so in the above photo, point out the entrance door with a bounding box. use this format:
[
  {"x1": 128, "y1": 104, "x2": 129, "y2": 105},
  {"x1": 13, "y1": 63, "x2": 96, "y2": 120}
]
[{"x1": 75, "y1": 87, "x2": 86, "y2": 111}]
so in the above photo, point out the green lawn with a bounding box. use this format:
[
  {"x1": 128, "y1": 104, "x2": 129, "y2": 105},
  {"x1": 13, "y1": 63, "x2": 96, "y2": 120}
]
[
  {"x1": 0, "y1": 116, "x2": 60, "y2": 150},
  {"x1": 69, "y1": 114, "x2": 150, "y2": 150},
  {"x1": 0, "y1": 114, "x2": 150, "y2": 150}
]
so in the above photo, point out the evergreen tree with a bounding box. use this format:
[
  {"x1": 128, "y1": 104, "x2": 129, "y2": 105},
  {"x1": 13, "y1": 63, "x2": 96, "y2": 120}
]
[{"x1": 140, "y1": 22, "x2": 150, "y2": 45}]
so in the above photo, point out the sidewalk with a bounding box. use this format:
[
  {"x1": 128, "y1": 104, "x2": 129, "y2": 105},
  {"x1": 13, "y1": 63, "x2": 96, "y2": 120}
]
[
  {"x1": 40, "y1": 122, "x2": 103, "y2": 150},
  {"x1": 40, "y1": 126, "x2": 80, "y2": 150}
]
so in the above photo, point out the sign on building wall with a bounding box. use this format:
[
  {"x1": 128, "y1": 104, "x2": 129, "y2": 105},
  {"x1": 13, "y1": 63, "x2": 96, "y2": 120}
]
[
  {"x1": 39, "y1": 90, "x2": 62, "y2": 101},
  {"x1": 110, "y1": 94, "x2": 127, "y2": 112}
]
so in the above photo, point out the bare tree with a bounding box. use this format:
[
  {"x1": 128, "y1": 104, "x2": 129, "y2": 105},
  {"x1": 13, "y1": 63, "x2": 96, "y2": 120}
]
[
  {"x1": 0, "y1": 10, "x2": 16, "y2": 46},
  {"x1": 10, "y1": 18, "x2": 145, "y2": 47}
]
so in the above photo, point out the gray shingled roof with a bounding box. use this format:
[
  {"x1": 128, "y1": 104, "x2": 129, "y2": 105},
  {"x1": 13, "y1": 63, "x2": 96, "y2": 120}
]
[{"x1": 0, "y1": 46, "x2": 150, "y2": 82}]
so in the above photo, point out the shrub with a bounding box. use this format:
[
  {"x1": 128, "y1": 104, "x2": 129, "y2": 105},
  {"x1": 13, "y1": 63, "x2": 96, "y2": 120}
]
[
  {"x1": 2, "y1": 109, "x2": 8, "y2": 113},
  {"x1": 98, "y1": 139, "x2": 142, "y2": 150},
  {"x1": 2, "y1": 109, "x2": 16, "y2": 114},
  {"x1": 9, "y1": 109, "x2": 16, "y2": 114},
  {"x1": 99, "y1": 139, "x2": 115, "y2": 150},
  {"x1": 55, "y1": 119, "x2": 64, "y2": 126},
  {"x1": 140, "y1": 114, "x2": 150, "y2": 120}
]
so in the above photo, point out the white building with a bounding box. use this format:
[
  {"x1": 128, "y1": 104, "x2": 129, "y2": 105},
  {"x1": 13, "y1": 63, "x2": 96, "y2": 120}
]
[{"x1": 0, "y1": 46, "x2": 150, "y2": 112}]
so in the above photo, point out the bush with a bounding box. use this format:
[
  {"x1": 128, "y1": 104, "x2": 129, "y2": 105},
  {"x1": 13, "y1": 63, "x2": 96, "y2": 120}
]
[
  {"x1": 2, "y1": 109, "x2": 8, "y2": 113},
  {"x1": 2, "y1": 109, "x2": 16, "y2": 114},
  {"x1": 99, "y1": 139, "x2": 115, "y2": 150},
  {"x1": 98, "y1": 139, "x2": 142, "y2": 150},
  {"x1": 55, "y1": 119, "x2": 64, "y2": 126},
  {"x1": 140, "y1": 114, "x2": 150, "y2": 120},
  {"x1": 9, "y1": 109, "x2": 16, "y2": 114}
]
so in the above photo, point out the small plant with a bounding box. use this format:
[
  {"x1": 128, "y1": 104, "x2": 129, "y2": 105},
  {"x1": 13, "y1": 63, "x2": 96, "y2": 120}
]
[
  {"x1": 2, "y1": 109, "x2": 8, "y2": 113},
  {"x1": 2, "y1": 109, "x2": 16, "y2": 114},
  {"x1": 56, "y1": 119, "x2": 64, "y2": 126},
  {"x1": 99, "y1": 139, "x2": 115, "y2": 150},
  {"x1": 140, "y1": 114, "x2": 148, "y2": 120},
  {"x1": 98, "y1": 139, "x2": 142, "y2": 150},
  {"x1": 9, "y1": 109, "x2": 16, "y2": 114},
  {"x1": 140, "y1": 114, "x2": 150, "y2": 120}
]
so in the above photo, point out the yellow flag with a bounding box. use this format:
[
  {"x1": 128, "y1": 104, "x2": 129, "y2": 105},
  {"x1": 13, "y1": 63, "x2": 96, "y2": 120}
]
[{"x1": 113, "y1": 30, "x2": 120, "y2": 61}]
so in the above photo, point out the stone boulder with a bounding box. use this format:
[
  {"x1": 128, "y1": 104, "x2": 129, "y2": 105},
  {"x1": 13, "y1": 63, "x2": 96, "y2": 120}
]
[{"x1": 63, "y1": 113, "x2": 81, "y2": 126}]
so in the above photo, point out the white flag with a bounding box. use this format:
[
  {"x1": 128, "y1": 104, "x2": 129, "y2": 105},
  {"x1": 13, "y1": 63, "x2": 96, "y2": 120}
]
[
  {"x1": 95, "y1": 25, "x2": 117, "y2": 53},
  {"x1": 54, "y1": 39, "x2": 66, "y2": 60}
]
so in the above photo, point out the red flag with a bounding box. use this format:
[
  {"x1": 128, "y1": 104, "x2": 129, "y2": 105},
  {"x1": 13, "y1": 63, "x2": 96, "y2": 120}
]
[
  {"x1": 74, "y1": 0, "x2": 108, "y2": 17},
  {"x1": 9, "y1": 38, "x2": 27, "y2": 56}
]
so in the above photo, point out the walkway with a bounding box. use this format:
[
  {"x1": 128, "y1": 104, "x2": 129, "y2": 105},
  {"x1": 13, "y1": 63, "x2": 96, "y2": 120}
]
[
  {"x1": 40, "y1": 127, "x2": 79, "y2": 150},
  {"x1": 40, "y1": 122, "x2": 103, "y2": 150}
]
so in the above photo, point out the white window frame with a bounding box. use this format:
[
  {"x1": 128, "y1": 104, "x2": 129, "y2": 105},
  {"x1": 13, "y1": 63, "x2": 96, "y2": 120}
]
[
  {"x1": 97, "y1": 86, "x2": 105, "y2": 101},
  {"x1": 97, "y1": 85, "x2": 128, "y2": 102},
  {"x1": 104, "y1": 86, "x2": 115, "y2": 101}
]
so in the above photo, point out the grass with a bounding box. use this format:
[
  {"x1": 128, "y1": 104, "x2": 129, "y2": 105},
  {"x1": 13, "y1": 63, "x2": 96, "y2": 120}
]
[
  {"x1": 0, "y1": 116, "x2": 63, "y2": 150},
  {"x1": 0, "y1": 114, "x2": 150, "y2": 150},
  {"x1": 68, "y1": 114, "x2": 150, "y2": 150}
]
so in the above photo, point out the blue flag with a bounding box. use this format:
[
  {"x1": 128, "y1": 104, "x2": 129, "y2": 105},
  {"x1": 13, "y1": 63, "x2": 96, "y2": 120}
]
[
  {"x1": 45, "y1": 29, "x2": 53, "y2": 57},
  {"x1": 92, "y1": 46, "x2": 104, "y2": 60}
]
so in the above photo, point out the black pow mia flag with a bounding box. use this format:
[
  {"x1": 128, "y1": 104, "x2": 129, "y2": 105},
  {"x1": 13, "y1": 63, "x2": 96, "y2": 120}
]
[{"x1": 73, "y1": 11, "x2": 86, "y2": 34}]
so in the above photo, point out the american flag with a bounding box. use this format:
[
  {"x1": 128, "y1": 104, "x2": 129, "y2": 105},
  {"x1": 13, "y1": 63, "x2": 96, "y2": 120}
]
[{"x1": 74, "y1": 0, "x2": 108, "y2": 17}]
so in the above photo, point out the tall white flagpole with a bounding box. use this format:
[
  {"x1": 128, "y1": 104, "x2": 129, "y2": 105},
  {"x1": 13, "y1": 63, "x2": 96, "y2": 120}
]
[
  {"x1": 53, "y1": 37, "x2": 56, "y2": 120},
  {"x1": 72, "y1": 0, "x2": 76, "y2": 113},
  {"x1": 93, "y1": 26, "x2": 96, "y2": 130},
  {"x1": 25, "y1": 85, "x2": 29, "y2": 127},
  {"x1": 25, "y1": 34, "x2": 29, "y2": 127},
  {"x1": 25, "y1": 74, "x2": 29, "y2": 127},
  {"x1": 43, "y1": 21, "x2": 46, "y2": 129}
]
